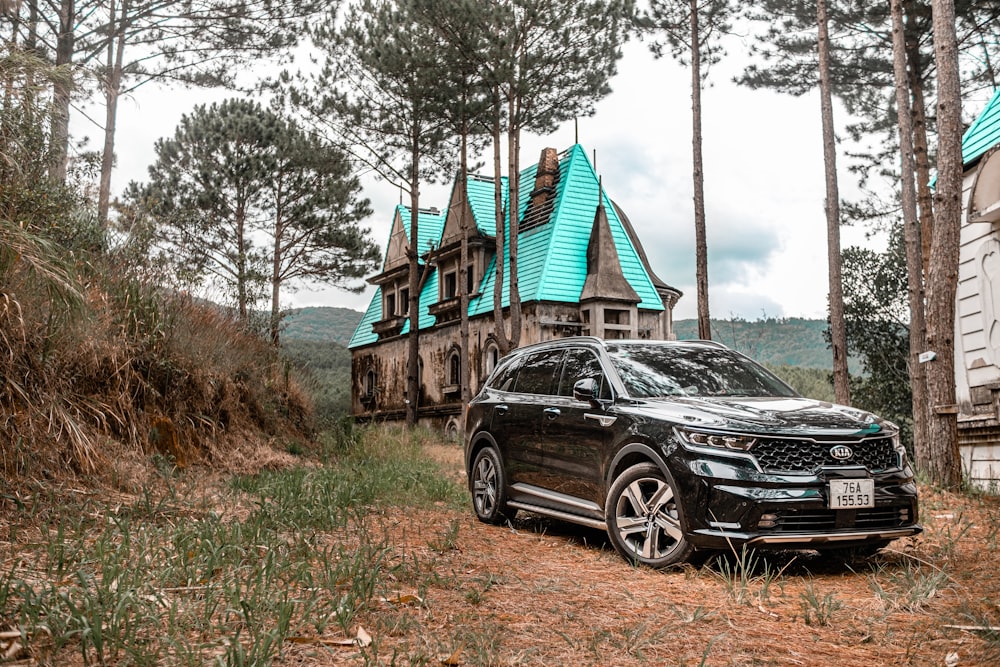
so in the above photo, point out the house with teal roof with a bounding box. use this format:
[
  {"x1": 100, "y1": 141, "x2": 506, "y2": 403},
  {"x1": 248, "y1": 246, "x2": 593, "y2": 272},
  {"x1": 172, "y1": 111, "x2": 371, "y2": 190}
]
[
  {"x1": 955, "y1": 87, "x2": 1000, "y2": 489},
  {"x1": 349, "y1": 145, "x2": 681, "y2": 431}
]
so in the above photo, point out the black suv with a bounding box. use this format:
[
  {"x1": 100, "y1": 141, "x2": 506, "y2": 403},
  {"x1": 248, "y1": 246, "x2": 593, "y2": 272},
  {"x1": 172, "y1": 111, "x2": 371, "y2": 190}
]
[{"x1": 464, "y1": 337, "x2": 921, "y2": 568}]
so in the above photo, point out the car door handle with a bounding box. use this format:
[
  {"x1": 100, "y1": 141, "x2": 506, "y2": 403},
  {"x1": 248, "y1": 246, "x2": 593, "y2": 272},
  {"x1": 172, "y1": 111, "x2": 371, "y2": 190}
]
[
  {"x1": 543, "y1": 407, "x2": 561, "y2": 420},
  {"x1": 495, "y1": 404, "x2": 508, "y2": 415}
]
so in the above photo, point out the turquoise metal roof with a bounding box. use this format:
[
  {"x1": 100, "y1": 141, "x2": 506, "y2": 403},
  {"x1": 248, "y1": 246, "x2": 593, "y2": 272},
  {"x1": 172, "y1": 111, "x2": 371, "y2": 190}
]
[
  {"x1": 470, "y1": 144, "x2": 662, "y2": 315},
  {"x1": 397, "y1": 205, "x2": 446, "y2": 260},
  {"x1": 963, "y1": 88, "x2": 1000, "y2": 167},
  {"x1": 467, "y1": 175, "x2": 508, "y2": 235},
  {"x1": 351, "y1": 144, "x2": 665, "y2": 349},
  {"x1": 349, "y1": 286, "x2": 383, "y2": 348}
]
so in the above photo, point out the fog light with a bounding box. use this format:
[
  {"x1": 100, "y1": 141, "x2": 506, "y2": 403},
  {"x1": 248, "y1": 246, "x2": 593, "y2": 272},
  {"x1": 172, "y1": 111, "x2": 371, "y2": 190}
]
[
  {"x1": 758, "y1": 513, "x2": 778, "y2": 529},
  {"x1": 899, "y1": 508, "x2": 910, "y2": 520}
]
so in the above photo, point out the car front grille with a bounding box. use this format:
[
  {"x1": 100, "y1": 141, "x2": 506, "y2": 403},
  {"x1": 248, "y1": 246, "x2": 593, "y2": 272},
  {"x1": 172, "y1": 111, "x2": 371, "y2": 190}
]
[
  {"x1": 763, "y1": 506, "x2": 910, "y2": 533},
  {"x1": 751, "y1": 436, "x2": 898, "y2": 473}
]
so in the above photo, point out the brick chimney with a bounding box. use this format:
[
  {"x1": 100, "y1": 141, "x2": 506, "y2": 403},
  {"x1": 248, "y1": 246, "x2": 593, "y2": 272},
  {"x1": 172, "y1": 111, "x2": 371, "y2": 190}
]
[{"x1": 530, "y1": 147, "x2": 559, "y2": 208}]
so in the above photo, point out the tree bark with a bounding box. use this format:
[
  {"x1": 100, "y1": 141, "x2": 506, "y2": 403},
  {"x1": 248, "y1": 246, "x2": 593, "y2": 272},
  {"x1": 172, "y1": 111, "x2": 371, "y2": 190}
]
[
  {"x1": 817, "y1": 0, "x2": 851, "y2": 406},
  {"x1": 406, "y1": 132, "x2": 422, "y2": 428},
  {"x1": 923, "y1": 0, "x2": 963, "y2": 489},
  {"x1": 690, "y1": 0, "x2": 711, "y2": 341},
  {"x1": 890, "y1": 0, "x2": 929, "y2": 461},
  {"x1": 506, "y1": 94, "x2": 521, "y2": 350},
  {"x1": 491, "y1": 90, "x2": 509, "y2": 356},
  {"x1": 269, "y1": 182, "x2": 284, "y2": 347},
  {"x1": 459, "y1": 123, "x2": 471, "y2": 433},
  {"x1": 98, "y1": 0, "x2": 127, "y2": 228},
  {"x1": 49, "y1": 0, "x2": 75, "y2": 184},
  {"x1": 904, "y1": 0, "x2": 935, "y2": 277}
]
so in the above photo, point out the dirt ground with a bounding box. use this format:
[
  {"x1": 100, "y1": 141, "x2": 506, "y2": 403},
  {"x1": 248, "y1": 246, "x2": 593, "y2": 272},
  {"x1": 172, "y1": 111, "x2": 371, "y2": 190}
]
[
  {"x1": 293, "y1": 443, "x2": 1000, "y2": 667},
  {"x1": 4, "y1": 442, "x2": 999, "y2": 666}
]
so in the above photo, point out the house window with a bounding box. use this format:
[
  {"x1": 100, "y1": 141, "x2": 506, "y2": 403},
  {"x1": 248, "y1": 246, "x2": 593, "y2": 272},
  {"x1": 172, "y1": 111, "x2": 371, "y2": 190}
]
[
  {"x1": 385, "y1": 292, "x2": 395, "y2": 318},
  {"x1": 399, "y1": 287, "x2": 409, "y2": 315},
  {"x1": 467, "y1": 264, "x2": 476, "y2": 294},
  {"x1": 364, "y1": 369, "x2": 376, "y2": 398},
  {"x1": 443, "y1": 271, "x2": 458, "y2": 299},
  {"x1": 449, "y1": 350, "x2": 461, "y2": 386},
  {"x1": 483, "y1": 342, "x2": 500, "y2": 377}
]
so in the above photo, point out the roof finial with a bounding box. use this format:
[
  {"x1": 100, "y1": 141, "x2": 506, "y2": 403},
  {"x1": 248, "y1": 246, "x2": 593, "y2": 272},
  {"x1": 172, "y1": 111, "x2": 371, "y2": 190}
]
[
  {"x1": 598, "y1": 175, "x2": 603, "y2": 208},
  {"x1": 575, "y1": 118, "x2": 579, "y2": 145},
  {"x1": 398, "y1": 184, "x2": 403, "y2": 205},
  {"x1": 593, "y1": 148, "x2": 597, "y2": 172}
]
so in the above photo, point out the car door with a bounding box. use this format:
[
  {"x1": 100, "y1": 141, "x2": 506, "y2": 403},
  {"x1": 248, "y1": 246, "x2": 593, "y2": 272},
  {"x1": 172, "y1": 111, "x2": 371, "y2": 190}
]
[
  {"x1": 536, "y1": 347, "x2": 614, "y2": 503},
  {"x1": 496, "y1": 349, "x2": 564, "y2": 487}
]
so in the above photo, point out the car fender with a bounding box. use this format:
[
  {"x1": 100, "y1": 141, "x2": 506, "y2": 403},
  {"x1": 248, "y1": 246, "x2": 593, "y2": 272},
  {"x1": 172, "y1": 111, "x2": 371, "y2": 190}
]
[
  {"x1": 466, "y1": 430, "x2": 499, "y2": 475},
  {"x1": 607, "y1": 441, "x2": 672, "y2": 487}
]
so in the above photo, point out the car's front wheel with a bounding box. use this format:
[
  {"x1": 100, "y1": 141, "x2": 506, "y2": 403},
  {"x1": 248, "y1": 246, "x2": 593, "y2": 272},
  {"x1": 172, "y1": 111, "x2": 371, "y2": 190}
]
[
  {"x1": 605, "y1": 462, "x2": 694, "y2": 568},
  {"x1": 470, "y1": 445, "x2": 516, "y2": 525}
]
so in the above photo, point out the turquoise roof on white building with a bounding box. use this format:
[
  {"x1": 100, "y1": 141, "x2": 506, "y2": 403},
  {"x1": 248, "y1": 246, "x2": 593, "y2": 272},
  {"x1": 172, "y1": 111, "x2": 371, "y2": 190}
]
[{"x1": 963, "y1": 88, "x2": 1000, "y2": 168}]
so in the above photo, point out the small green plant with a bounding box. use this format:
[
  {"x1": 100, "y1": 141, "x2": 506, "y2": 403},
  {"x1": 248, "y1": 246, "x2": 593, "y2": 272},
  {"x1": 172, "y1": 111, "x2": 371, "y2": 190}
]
[
  {"x1": 869, "y1": 560, "x2": 950, "y2": 612},
  {"x1": 429, "y1": 519, "x2": 461, "y2": 553},
  {"x1": 710, "y1": 547, "x2": 784, "y2": 606},
  {"x1": 800, "y1": 582, "x2": 842, "y2": 626}
]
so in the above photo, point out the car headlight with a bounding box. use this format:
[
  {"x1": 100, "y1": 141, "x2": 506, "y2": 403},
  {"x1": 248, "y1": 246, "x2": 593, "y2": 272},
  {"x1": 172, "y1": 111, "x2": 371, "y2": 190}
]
[{"x1": 677, "y1": 428, "x2": 757, "y2": 451}]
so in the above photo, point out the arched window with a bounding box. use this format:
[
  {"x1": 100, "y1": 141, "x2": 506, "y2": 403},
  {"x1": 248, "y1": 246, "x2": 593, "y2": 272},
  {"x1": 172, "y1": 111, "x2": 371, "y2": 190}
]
[
  {"x1": 364, "y1": 369, "x2": 376, "y2": 398},
  {"x1": 483, "y1": 341, "x2": 500, "y2": 377},
  {"x1": 448, "y1": 350, "x2": 461, "y2": 386}
]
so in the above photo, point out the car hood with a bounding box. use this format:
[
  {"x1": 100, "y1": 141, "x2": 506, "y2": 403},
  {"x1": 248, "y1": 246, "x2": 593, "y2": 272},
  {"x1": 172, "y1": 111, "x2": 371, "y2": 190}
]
[{"x1": 632, "y1": 395, "x2": 890, "y2": 437}]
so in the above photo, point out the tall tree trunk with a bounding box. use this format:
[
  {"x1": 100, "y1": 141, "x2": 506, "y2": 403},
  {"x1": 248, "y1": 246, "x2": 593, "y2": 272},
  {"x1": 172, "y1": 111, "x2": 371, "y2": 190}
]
[
  {"x1": 49, "y1": 0, "x2": 74, "y2": 184},
  {"x1": 98, "y1": 0, "x2": 127, "y2": 227},
  {"x1": 406, "y1": 138, "x2": 422, "y2": 428},
  {"x1": 923, "y1": 0, "x2": 963, "y2": 489},
  {"x1": 904, "y1": 0, "x2": 935, "y2": 276},
  {"x1": 817, "y1": 0, "x2": 851, "y2": 405},
  {"x1": 269, "y1": 190, "x2": 284, "y2": 347},
  {"x1": 890, "y1": 0, "x2": 930, "y2": 462},
  {"x1": 506, "y1": 95, "x2": 521, "y2": 350},
  {"x1": 690, "y1": 0, "x2": 711, "y2": 341},
  {"x1": 236, "y1": 204, "x2": 248, "y2": 323},
  {"x1": 459, "y1": 123, "x2": 471, "y2": 433},
  {"x1": 491, "y1": 91, "x2": 509, "y2": 356}
]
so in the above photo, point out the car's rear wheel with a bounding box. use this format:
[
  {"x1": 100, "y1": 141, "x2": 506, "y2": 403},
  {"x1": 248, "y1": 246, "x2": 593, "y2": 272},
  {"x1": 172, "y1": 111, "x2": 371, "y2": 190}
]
[
  {"x1": 605, "y1": 462, "x2": 694, "y2": 568},
  {"x1": 470, "y1": 446, "x2": 516, "y2": 524}
]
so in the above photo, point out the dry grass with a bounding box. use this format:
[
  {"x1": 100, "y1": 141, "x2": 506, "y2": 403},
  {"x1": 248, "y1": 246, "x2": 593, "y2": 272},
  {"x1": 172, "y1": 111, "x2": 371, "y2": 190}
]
[{"x1": 3, "y1": 430, "x2": 998, "y2": 667}]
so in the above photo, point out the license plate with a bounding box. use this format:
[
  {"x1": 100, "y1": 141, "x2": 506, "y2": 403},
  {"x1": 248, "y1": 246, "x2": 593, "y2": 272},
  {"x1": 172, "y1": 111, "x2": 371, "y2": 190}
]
[{"x1": 828, "y1": 478, "x2": 875, "y2": 509}]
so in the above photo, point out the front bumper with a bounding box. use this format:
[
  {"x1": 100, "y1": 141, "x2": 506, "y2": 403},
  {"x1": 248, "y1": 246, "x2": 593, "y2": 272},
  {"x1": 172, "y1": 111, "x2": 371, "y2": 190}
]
[{"x1": 669, "y1": 452, "x2": 922, "y2": 551}]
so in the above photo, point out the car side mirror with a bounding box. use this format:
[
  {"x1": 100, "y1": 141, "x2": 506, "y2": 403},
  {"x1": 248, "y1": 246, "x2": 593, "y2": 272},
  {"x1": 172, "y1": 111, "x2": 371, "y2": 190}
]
[{"x1": 573, "y1": 378, "x2": 600, "y2": 405}]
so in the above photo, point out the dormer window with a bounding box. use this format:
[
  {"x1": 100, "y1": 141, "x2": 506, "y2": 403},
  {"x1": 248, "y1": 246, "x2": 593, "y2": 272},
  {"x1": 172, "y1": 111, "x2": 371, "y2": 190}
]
[{"x1": 443, "y1": 271, "x2": 458, "y2": 300}]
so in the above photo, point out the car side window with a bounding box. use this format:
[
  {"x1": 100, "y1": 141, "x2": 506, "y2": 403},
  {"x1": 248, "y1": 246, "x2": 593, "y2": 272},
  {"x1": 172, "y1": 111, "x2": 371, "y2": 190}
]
[
  {"x1": 488, "y1": 355, "x2": 522, "y2": 392},
  {"x1": 513, "y1": 350, "x2": 563, "y2": 395},
  {"x1": 558, "y1": 349, "x2": 610, "y2": 399}
]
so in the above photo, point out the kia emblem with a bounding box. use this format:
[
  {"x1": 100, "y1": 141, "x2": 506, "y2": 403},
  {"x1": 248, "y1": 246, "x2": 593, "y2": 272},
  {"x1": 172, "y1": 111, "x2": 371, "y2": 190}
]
[{"x1": 830, "y1": 445, "x2": 853, "y2": 461}]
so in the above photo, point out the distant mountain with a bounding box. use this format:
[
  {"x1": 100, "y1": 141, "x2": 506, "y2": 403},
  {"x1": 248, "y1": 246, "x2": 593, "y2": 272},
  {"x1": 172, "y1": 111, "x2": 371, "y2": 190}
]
[
  {"x1": 283, "y1": 307, "x2": 364, "y2": 346},
  {"x1": 283, "y1": 309, "x2": 841, "y2": 371},
  {"x1": 674, "y1": 317, "x2": 842, "y2": 370}
]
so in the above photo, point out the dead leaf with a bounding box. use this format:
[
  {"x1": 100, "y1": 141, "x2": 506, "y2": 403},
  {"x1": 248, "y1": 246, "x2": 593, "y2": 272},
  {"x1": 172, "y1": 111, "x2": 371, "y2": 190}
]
[
  {"x1": 381, "y1": 593, "x2": 423, "y2": 606},
  {"x1": 441, "y1": 643, "x2": 464, "y2": 666},
  {"x1": 287, "y1": 626, "x2": 372, "y2": 649}
]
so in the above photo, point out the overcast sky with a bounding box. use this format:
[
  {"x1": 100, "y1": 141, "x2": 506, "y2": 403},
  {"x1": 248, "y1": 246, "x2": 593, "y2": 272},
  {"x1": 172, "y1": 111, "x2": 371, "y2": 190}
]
[{"x1": 108, "y1": 36, "x2": 883, "y2": 321}]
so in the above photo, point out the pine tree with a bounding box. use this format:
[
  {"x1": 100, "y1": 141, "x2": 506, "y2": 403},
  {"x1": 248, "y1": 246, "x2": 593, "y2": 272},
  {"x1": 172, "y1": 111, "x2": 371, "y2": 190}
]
[
  {"x1": 641, "y1": 0, "x2": 735, "y2": 342},
  {"x1": 304, "y1": 0, "x2": 458, "y2": 426}
]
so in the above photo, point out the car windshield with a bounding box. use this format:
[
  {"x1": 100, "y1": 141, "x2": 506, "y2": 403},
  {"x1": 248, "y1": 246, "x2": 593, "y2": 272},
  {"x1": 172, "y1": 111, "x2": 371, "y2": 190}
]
[{"x1": 606, "y1": 344, "x2": 799, "y2": 399}]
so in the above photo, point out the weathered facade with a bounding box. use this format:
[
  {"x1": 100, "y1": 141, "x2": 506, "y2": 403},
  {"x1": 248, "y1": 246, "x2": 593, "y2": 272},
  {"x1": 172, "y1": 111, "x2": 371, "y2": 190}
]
[
  {"x1": 348, "y1": 145, "x2": 681, "y2": 432},
  {"x1": 955, "y1": 88, "x2": 1000, "y2": 490}
]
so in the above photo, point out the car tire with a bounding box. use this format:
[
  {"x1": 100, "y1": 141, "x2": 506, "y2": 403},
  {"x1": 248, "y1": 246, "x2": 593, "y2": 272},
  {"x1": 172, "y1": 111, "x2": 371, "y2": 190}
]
[
  {"x1": 470, "y1": 446, "x2": 516, "y2": 525},
  {"x1": 605, "y1": 462, "x2": 694, "y2": 568}
]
